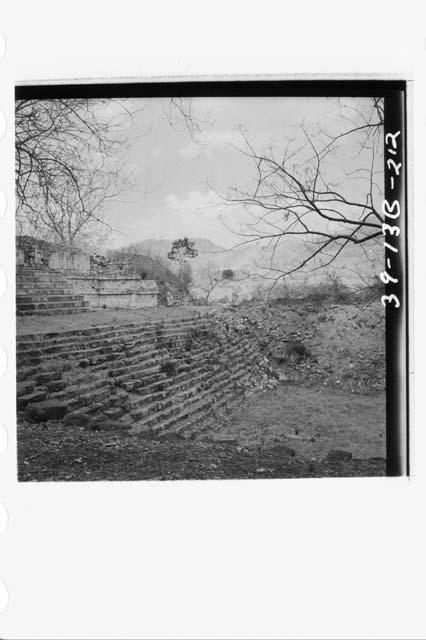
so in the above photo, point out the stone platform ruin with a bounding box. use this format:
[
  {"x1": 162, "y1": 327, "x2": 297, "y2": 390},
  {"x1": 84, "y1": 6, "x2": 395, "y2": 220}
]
[
  {"x1": 17, "y1": 309, "x2": 272, "y2": 438},
  {"x1": 16, "y1": 236, "x2": 158, "y2": 315},
  {"x1": 16, "y1": 237, "x2": 273, "y2": 438}
]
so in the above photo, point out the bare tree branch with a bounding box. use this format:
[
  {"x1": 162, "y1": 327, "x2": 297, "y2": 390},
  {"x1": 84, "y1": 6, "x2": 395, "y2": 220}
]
[
  {"x1": 15, "y1": 98, "x2": 138, "y2": 248},
  {"x1": 220, "y1": 98, "x2": 384, "y2": 286}
]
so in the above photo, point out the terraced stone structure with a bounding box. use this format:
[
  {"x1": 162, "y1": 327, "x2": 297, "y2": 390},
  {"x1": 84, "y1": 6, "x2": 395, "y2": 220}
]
[
  {"x1": 16, "y1": 236, "x2": 274, "y2": 437},
  {"x1": 16, "y1": 236, "x2": 159, "y2": 315},
  {"x1": 17, "y1": 311, "x2": 272, "y2": 438},
  {"x1": 17, "y1": 266, "x2": 92, "y2": 316}
]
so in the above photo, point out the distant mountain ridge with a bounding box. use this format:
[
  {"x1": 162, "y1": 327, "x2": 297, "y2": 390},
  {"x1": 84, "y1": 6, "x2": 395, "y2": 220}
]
[
  {"x1": 118, "y1": 237, "x2": 227, "y2": 257},
  {"x1": 116, "y1": 236, "x2": 381, "y2": 287}
]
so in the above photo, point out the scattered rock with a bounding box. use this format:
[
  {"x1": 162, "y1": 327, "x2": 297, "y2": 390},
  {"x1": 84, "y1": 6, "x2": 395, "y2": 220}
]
[
  {"x1": 273, "y1": 444, "x2": 296, "y2": 457},
  {"x1": 16, "y1": 381, "x2": 35, "y2": 397},
  {"x1": 25, "y1": 400, "x2": 68, "y2": 422},
  {"x1": 104, "y1": 408, "x2": 123, "y2": 419},
  {"x1": 180, "y1": 430, "x2": 195, "y2": 441},
  {"x1": 47, "y1": 380, "x2": 66, "y2": 393},
  {"x1": 95, "y1": 419, "x2": 130, "y2": 432},
  {"x1": 35, "y1": 371, "x2": 61, "y2": 385},
  {"x1": 89, "y1": 402, "x2": 104, "y2": 413},
  {"x1": 42, "y1": 359, "x2": 71, "y2": 373},
  {"x1": 213, "y1": 435, "x2": 238, "y2": 444},
  {"x1": 121, "y1": 381, "x2": 137, "y2": 392},
  {"x1": 325, "y1": 449, "x2": 353, "y2": 462},
  {"x1": 17, "y1": 389, "x2": 47, "y2": 410},
  {"x1": 63, "y1": 412, "x2": 92, "y2": 428}
]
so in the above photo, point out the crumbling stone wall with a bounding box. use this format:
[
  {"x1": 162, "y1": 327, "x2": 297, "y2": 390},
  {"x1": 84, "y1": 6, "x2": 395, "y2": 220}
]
[
  {"x1": 111, "y1": 252, "x2": 190, "y2": 306},
  {"x1": 17, "y1": 311, "x2": 277, "y2": 437},
  {"x1": 16, "y1": 236, "x2": 159, "y2": 311}
]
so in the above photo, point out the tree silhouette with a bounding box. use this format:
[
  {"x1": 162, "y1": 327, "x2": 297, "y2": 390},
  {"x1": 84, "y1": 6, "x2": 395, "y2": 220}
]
[
  {"x1": 222, "y1": 98, "x2": 384, "y2": 291},
  {"x1": 15, "y1": 98, "x2": 136, "y2": 248},
  {"x1": 15, "y1": 98, "x2": 209, "y2": 249},
  {"x1": 167, "y1": 237, "x2": 198, "y2": 278}
]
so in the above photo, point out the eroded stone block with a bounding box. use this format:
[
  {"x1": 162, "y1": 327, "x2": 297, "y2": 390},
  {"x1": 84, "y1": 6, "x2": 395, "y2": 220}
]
[
  {"x1": 17, "y1": 390, "x2": 47, "y2": 410},
  {"x1": 25, "y1": 400, "x2": 68, "y2": 422}
]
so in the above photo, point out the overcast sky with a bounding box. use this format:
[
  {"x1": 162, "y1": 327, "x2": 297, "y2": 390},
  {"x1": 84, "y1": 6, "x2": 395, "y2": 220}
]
[{"x1": 102, "y1": 96, "x2": 382, "y2": 250}]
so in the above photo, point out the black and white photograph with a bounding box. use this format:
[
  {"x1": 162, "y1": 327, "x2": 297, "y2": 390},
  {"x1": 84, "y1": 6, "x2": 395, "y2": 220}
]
[
  {"x1": 15, "y1": 82, "x2": 408, "y2": 481},
  {"x1": 2, "y1": 3, "x2": 426, "y2": 639}
]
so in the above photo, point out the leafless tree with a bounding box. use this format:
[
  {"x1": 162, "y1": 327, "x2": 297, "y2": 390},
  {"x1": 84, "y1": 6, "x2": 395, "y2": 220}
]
[
  {"x1": 196, "y1": 263, "x2": 227, "y2": 304},
  {"x1": 15, "y1": 97, "x2": 209, "y2": 249},
  {"x1": 15, "y1": 98, "x2": 138, "y2": 248},
  {"x1": 196, "y1": 262, "x2": 256, "y2": 305},
  {"x1": 165, "y1": 98, "x2": 212, "y2": 144},
  {"x1": 221, "y1": 98, "x2": 385, "y2": 290}
]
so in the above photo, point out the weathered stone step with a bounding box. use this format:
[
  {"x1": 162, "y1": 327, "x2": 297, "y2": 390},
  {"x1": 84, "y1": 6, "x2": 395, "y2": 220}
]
[
  {"x1": 131, "y1": 388, "x2": 219, "y2": 436},
  {"x1": 17, "y1": 281, "x2": 76, "y2": 291},
  {"x1": 152, "y1": 396, "x2": 213, "y2": 434},
  {"x1": 50, "y1": 374, "x2": 110, "y2": 402},
  {"x1": 63, "y1": 386, "x2": 112, "y2": 410},
  {"x1": 17, "y1": 306, "x2": 93, "y2": 317},
  {"x1": 17, "y1": 294, "x2": 86, "y2": 303},
  {"x1": 165, "y1": 391, "x2": 240, "y2": 440},
  {"x1": 16, "y1": 307, "x2": 270, "y2": 431},
  {"x1": 16, "y1": 335, "x2": 252, "y2": 388},
  {"x1": 17, "y1": 332, "x2": 252, "y2": 382},
  {"x1": 128, "y1": 354, "x2": 253, "y2": 422},
  {"x1": 16, "y1": 316, "x2": 209, "y2": 350},
  {"x1": 17, "y1": 288, "x2": 74, "y2": 296},
  {"x1": 16, "y1": 325, "x2": 212, "y2": 367},
  {"x1": 111, "y1": 342, "x2": 249, "y2": 389},
  {"x1": 127, "y1": 362, "x2": 223, "y2": 413},
  {"x1": 16, "y1": 327, "x2": 156, "y2": 351},
  {"x1": 16, "y1": 275, "x2": 73, "y2": 283},
  {"x1": 17, "y1": 280, "x2": 75, "y2": 289},
  {"x1": 52, "y1": 365, "x2": 169, "y2": 406},
  {"x1": 18, "y1": 298, "x2": 88, "y2": 310},
  {"x1": 17, "y1": 268, "x2": 71, "y2": 278},
  {"x1": 155, "y1": 369, "x2": 253, "y2": 439}
]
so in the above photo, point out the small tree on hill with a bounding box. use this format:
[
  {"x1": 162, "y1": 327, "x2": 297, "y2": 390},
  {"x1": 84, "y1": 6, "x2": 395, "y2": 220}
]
[
  {"x1": 167, "y1": 237, "x2": 198, "y2": 281},
  {"x1": 197, "y1": 263, "x2": 226, "y2": 304}
]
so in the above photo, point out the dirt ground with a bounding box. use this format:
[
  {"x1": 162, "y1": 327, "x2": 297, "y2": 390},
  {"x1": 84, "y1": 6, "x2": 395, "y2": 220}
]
[
  {"x1": 18, "y1": 384, "x2": 385, "y2": 482},
  {"x1": 207, "y1": 385, "x2": 385, "y2": 460},
  {"x1": 17, "y1": 421, "x2": 385, "y2": 482}
]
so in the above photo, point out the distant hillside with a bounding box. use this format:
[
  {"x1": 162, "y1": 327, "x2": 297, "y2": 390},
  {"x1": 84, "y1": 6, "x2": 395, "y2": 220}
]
[
  {"x1": 118, "y1": 238, "x2": 226, "y2": 258},
  {"x1": 116, "y1": 236, "x2": 381, "y2": 290},
  {"x1": 116, "y1": 237, "x2": 270, "y2": 273}
]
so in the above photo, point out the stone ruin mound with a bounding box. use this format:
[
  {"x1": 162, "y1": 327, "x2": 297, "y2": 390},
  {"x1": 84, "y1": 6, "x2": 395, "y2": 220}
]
[
  {"x1": 17, "y1": 311, "x2": 275, "y2": 440},
  {"x1": 16, "y1": 236, "x2": 162, "y2": 316}
]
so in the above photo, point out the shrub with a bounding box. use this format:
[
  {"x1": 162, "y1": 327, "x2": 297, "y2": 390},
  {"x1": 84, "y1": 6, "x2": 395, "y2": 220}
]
[{"x1": 355, "y1": 275, "x2": 385, "y2": 303}]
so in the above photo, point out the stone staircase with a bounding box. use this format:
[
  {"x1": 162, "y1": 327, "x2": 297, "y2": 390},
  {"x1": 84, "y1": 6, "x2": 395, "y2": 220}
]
[
  {"x1": 16, "y1": 266, "x2": 91, "y2": 316},
  {"x1": 17, "y1": 313, "x2": 269, "y2": 439}
]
